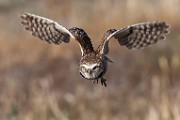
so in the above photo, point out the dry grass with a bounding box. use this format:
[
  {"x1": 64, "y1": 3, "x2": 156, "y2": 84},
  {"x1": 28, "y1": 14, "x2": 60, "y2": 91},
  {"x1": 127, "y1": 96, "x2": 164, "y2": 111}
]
[{"x1": 0, "y1": 0, "x2": 180, "y2": 120}]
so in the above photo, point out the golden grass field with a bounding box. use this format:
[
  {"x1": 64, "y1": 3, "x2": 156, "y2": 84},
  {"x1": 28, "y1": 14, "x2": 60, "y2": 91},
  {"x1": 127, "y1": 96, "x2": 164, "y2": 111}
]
[{"x1": 0, "y1": 0, "x2": 180, "y2": 120}]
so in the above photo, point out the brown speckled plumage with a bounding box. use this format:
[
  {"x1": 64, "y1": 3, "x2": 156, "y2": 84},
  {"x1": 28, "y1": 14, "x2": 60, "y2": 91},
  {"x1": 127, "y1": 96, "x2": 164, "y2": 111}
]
[{"x1": 20, "y1": 13, "x2": 170, "y2": 87}]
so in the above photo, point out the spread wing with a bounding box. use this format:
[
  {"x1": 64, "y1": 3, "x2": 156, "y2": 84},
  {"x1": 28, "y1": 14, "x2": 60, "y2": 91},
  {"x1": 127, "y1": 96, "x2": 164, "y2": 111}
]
[
  {"x1": 20, "y1": 13, "x2": 94, "y2": 56},
  {"x1": 97, "y1": 21, "x2": 170, "y2": 55}
]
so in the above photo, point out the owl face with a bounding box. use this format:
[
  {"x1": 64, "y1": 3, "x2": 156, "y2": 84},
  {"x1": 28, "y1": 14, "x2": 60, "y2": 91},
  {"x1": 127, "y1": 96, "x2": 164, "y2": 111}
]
[
  {"x1": 79, "y1": 63, "x2": 103, "y2": 79},
  {"x1": 79, "y1": 52, "x2": 104, "y2": 80}
]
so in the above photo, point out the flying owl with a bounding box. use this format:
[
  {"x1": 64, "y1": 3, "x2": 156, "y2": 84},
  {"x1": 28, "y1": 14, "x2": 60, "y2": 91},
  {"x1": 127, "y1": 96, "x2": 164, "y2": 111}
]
[{"x1": 20, "y1": 13, "x2": 170, "y2": 87}]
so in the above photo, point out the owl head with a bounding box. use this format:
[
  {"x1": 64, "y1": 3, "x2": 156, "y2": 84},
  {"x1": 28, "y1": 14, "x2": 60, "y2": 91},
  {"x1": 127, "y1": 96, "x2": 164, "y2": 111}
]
[{"x1": 79, "y1": 52, "x2": 105, "y2": 80}]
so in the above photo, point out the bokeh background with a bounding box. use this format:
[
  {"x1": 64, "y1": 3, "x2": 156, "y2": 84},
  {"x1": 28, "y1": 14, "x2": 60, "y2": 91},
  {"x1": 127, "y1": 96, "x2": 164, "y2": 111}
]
[{"x1": 0, "y1": 0, "x2": 180, "y2": 120}]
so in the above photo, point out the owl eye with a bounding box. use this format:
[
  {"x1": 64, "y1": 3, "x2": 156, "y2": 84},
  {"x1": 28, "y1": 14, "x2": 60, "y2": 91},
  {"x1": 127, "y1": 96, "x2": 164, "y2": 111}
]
[
  {"x1": 92, "y1": 65, "x2": 99, "y2": 71},
  {"x1": 81, "y1": 66, "x2": 86, "y2": 71}
]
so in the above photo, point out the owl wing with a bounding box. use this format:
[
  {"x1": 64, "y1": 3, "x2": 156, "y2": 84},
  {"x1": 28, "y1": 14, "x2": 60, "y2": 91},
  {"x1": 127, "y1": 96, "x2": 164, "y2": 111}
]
[
  {"x1": 97, "y1": 21, "x2": 170, "y2": 55},
  {"x1": 20, "y1": 13, "x2": 94, "y2": 56}
]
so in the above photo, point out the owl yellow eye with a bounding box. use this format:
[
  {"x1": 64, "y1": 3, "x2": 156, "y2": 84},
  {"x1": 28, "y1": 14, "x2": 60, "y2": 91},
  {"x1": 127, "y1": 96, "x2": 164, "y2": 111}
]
[{"x1": 81, "y1": 66, "x2": 86, "y2": 71}]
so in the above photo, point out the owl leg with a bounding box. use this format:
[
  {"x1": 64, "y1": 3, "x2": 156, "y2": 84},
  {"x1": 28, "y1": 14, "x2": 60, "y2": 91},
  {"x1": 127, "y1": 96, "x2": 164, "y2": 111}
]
[
  {"x1": 92, "y1": 78, "x2": 107, "y2": 87},
  {"x1": 101, "y1": 77, "x2": 107, "y2": 87},
  {"x1": 92, "y1": 79, "x2": 99, "y2": 84}
]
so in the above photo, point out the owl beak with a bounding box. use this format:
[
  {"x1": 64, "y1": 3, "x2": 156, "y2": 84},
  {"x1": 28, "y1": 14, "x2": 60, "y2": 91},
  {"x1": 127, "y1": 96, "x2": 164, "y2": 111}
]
[{"x1": 87, "y1": 69, "x2": 92, "y2": 74}]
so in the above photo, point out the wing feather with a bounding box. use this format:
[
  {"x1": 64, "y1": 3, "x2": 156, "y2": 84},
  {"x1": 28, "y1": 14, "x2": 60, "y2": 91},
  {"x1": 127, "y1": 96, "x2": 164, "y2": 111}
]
[
  {"x1": 98, "y1": 21, "x2": 170, "y2": 54},
  {"x1": 20, "y1": 13, "x2": 94, "y2": 56},
  {"x1": 20, "y1": 13, "x2": 75, "y2": 44}
]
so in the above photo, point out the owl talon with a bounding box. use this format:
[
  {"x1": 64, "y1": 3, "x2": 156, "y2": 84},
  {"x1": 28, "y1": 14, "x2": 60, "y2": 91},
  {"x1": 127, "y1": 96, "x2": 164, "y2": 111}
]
[
  {"x1": 92, "y1": 78, "x2": 107, "y2": 86},
  {"x1": 101, "y1": 78, "x2": 107, "y2": 87},
  {"x1": 96, "y1": 79, "x2": 99, "y2": 84},
  {"x1": 92, "y1": 79, "x2": 99, "y2": 84},
  {"x1": 92, "y1": 80, "x2": 95, "y2": 84}
]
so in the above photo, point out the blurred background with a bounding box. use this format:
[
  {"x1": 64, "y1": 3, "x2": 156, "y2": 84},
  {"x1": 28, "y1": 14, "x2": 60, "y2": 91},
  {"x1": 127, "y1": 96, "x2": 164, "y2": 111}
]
[{"x1": 0, "y1": 0, "x2": 180, "y2": 120}]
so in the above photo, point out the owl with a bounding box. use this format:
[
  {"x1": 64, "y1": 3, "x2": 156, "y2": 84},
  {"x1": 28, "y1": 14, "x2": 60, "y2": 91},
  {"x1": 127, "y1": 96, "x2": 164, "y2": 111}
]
[{"x1": 20, "y1": 13, "x2": 170, "y2": 87}]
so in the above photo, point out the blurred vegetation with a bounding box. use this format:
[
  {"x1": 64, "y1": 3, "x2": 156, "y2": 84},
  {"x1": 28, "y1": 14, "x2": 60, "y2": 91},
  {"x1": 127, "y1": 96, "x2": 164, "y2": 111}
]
[{"x1": 0, "y1": 0, "x2": 180, "y2": 120}]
